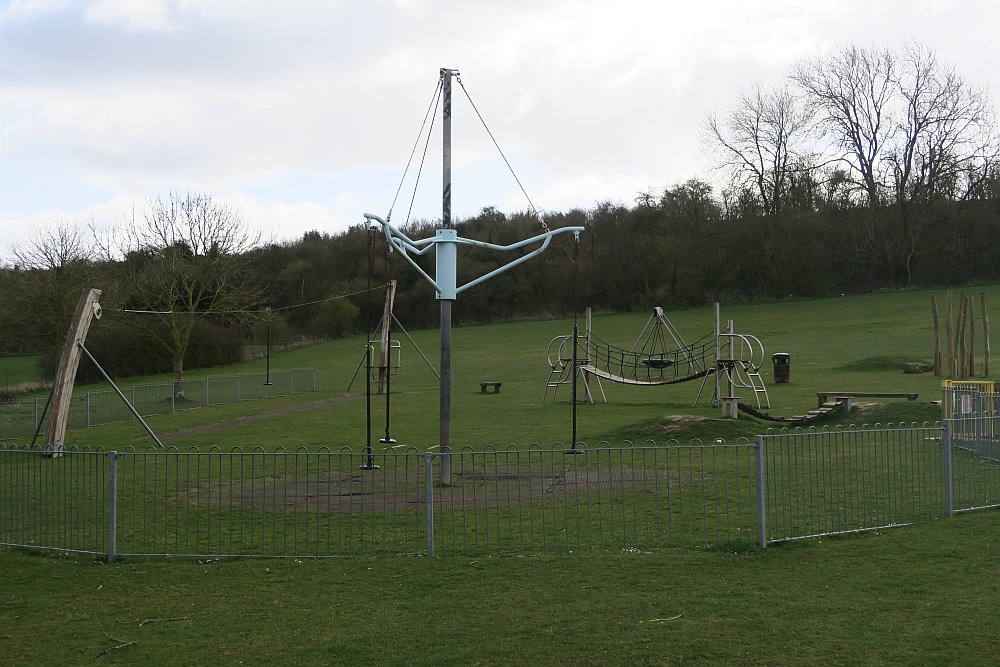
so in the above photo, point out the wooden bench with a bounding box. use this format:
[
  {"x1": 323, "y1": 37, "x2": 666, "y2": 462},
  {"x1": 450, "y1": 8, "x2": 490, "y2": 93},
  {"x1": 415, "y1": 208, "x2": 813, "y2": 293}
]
[
  {"x1": 480, "y1": 382, "x2": 502, "y2": 394},
  {"x1": 817, "y1": 391, "x2": 918, "y2": 408}
]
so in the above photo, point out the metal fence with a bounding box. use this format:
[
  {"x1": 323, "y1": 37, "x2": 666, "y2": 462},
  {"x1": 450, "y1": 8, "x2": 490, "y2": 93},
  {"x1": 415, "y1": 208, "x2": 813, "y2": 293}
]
[{"x1": 5, "y1": 415, "x2": 1000, "y2": 561}]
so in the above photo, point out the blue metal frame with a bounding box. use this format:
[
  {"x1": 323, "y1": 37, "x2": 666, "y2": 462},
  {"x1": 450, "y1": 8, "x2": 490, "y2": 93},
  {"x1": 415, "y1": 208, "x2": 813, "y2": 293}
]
[{"x1": 364, "y1": 213, "x2": 583, "y2": 300}]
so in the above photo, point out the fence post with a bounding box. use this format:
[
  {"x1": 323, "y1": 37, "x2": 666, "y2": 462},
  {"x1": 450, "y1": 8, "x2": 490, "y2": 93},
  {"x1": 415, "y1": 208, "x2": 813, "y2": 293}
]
[
  {"x1": 236, "y1": 375, "x2": 241, "y2": 403},
  {"x1": 289, "y1": 369, "x2": 294, "y2": 394},
  {"x1": 171, "y1": 381, "x2": 176, "y2": 413},
  {"x1": 107, "y1": 451, "x2": 118, "y2": 563},
  {"x1": 976, "y1": 404, "x2": 983, "y2": 454},
  {"x1": 34, "y1": 397, "x2": 39, "y2": 433},
  {"x1": 943, "y1": 421, "x2": 954, "y2": 518},
  {"x1": 425, "y1": 452, "x2": 434, "y2": 556},
  {"x1": 86, "y1": 393, "x2": 91, "y2": 428},
  {"x1": 205, "y1": 377, "x2": 210, "y2": 407},
  {"x1": 755, "y1": 436, "x2": 767, "y2": 548}
]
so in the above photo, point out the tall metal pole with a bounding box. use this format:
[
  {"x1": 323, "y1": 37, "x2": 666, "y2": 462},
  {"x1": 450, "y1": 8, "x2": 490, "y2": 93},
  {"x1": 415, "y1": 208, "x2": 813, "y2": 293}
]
[
  {"x1": 439, "y1": 67, "x2": 456, "y2": 486},
  {"x1": 264, "y1": 323, "x2": 272, "y2": 386}
]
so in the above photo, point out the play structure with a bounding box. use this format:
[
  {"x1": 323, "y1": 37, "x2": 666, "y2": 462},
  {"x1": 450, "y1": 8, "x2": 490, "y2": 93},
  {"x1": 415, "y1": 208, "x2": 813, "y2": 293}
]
[
  {"x1": 545, "y1": 304, "x2": 771, "y2": 412},
  {"x1": 362, "y1": 67, "x2": 585, "y2": 482},
  {"x1": 347, "y1": 279, "x2": 440, "y2": 458},
  {"x1": 931, "y1": 290, "x2": 991, "y2": 378}
]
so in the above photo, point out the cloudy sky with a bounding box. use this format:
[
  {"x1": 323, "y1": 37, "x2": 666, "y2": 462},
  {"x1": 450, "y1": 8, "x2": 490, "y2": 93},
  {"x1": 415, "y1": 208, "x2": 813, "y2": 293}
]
[{"x1": 1, "y1": 0, "x2": 998, "y2": 261}]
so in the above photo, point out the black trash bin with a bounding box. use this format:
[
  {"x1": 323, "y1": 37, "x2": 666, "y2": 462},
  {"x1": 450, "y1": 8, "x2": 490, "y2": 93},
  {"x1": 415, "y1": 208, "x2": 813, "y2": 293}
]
[{"x1": 772, "y1": 352, "x2": 790, "y2": 384}]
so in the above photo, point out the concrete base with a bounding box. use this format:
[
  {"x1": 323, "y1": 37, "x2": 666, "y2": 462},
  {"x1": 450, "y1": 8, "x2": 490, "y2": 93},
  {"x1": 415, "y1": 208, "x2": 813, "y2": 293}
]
[{"x1": 721, "y1": 396, "x2": 740, "y2": 419}]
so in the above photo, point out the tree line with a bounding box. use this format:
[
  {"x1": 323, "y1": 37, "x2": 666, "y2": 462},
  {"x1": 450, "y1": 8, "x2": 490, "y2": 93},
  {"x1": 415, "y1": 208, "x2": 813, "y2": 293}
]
[{"x1": 2, "y1": 41, "x2": 999, "y2": 384}]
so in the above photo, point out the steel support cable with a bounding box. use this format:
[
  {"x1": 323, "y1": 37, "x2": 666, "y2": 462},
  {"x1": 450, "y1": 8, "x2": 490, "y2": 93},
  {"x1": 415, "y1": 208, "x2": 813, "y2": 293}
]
[
  {"x1": 386, "y1": 77, "x2": 445, "y2": 225},
  {"x1": 456, "y1": 76, "x2": 548, "y2": 232},
  {"x1": 400, "y1": 88, "x2": 444, "y2": 227}
]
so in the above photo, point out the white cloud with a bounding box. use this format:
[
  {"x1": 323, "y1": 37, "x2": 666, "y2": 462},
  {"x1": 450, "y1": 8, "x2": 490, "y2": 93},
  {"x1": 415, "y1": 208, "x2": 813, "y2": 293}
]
[
  {"x1": 84, "y1": 0, "x2": 178, "y2": 31},
  {"x1": 225, "y1": 194, "x2": 359, "y2": 245},
  {"x1": 0, "y1": 0, "x2": 73, "y2": 24},
  {"x1": 1, "y1": 0, "x2": 999, "y2": 259}
]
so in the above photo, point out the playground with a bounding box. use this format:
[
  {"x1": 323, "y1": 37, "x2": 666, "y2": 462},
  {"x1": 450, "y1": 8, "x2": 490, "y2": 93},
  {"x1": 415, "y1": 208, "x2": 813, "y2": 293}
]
[
  {"x1": 3, "y1": 288, "x2": 1000, "y2": 665},
  {"x1": 4, "y1": 66, "x2": 1000, "y2": 665},
  {"x1": 4, "y1": 288, "x2": 987, "y2": 557}
]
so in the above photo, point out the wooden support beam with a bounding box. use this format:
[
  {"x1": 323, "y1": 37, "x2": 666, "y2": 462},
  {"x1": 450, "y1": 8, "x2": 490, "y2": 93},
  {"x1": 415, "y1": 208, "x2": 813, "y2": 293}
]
[
  {"x1": 377, "y1": 280, "x2": 397, "y2": 395},
  {"x1": 45, "y1": 288, "x2": 102, "y2": 456}
]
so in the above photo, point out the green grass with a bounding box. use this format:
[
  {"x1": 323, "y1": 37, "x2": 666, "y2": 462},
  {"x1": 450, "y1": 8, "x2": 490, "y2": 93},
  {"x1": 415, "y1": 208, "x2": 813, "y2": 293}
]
[
  {"x1": 0, "y1": 355, "x2": 42, "y2": 393},
  {"x1": 4, "y1": 509, "x2": 1000, "y2": 665}
]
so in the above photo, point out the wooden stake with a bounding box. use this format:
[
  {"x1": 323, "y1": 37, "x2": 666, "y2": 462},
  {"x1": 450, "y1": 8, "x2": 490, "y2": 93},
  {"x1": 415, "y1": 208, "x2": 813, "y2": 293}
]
[
  {"x1": 982, "y1": 291, "x2": 991, "y2": 378},
  {"x1": 946, "y1": 291, "x2": 954, "y2": 378},
  {"x1": 931, "y1": 294, "x2": 941, "y2": 377},
  {"x1": 969, "y1": 293, "x2": 977, "y2": 379},
  {"x1": 957, "y1": 295, "x2": 968, "y2": 379}
]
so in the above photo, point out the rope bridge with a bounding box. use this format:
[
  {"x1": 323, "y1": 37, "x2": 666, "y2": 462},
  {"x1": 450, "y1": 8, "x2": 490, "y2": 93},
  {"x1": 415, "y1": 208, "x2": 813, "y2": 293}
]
[{"x1": 580, "y1": 331, "x2": 715, "y2": 385}]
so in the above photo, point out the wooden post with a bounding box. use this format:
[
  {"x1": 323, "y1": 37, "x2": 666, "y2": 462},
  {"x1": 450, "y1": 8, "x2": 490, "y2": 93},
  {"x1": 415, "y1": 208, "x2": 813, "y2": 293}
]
[
  {"x1": 982, "y1": 291, "x2": 990, "y2": 378},
  {"x1": 946, "y1": 291, "x2": 954, "y2": 378},
  {"x1": 969, "y1": 293, "x2": 976, "y2": 379},
  {"x1": 931, "y1": 294, "x2": 941, "y2": 377},
  {"x1": 957, "y1": 295, "x2": 968, "y2": 379},
  {"x1": 377, "y1": 280, "x2": 397, "y2": 395},
  {"x1": 45, "y1": 288, "x2": 102, "y2": 456}
]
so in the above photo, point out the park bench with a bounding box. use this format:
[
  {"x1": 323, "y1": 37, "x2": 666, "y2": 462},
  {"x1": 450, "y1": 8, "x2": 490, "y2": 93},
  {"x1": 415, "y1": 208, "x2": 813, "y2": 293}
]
[{"x1": 480, "y1": 382, "x2": 502, "y2": 394}]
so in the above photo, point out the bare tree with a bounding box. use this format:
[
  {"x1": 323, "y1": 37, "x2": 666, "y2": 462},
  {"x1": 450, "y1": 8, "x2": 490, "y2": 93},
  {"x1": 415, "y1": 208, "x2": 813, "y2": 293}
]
[
  {"x1": 792, "y1": 41, "x2": 997, "y2": 283},
  {"x1": 704, "y1": 83, "x2": 814, "y2": 217},
  {"x1": 3, "y1": 222, "x2": 100, "y2": 353},
  {"x1": 111, "y1": 191, "x2": 266, "y2": 384},
  {"x1": 12, "y1": 221, "x2": 93, "y2": 272},
  {"x1": 792, "y1": 44, "x2": 896, "y2": 208}
]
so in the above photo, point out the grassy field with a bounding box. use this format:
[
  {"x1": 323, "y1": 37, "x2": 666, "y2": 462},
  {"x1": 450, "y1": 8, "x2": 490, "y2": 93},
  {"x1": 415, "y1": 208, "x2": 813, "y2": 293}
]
[
  {"x1": 4, "y1": 509, "x2": 1000, "y2": 666},
  {"x1": 0, "y1": 354, "x2": 42, "y2": 394},
  {"x1": 3, "y1": 286, "x2": 1000, "y2": 664},
  {"x1": 6, "y1": 284, "x2": 977, "y2": 451}
]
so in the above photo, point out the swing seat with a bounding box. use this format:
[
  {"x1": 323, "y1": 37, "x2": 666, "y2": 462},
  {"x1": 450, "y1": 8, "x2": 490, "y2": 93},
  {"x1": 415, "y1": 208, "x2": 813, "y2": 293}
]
[{"x1": 642, "y1": 358, "x2": 674, "y2": 369}]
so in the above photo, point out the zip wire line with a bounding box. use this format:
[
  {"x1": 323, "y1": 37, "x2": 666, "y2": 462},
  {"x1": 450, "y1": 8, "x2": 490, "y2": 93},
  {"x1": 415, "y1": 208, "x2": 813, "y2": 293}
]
[{"x1": 119, "y1": 284, "x2": 389, "y2": 316}]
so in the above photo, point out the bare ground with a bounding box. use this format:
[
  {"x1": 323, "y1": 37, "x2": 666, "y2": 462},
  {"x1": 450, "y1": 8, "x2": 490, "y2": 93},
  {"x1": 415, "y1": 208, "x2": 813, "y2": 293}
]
[{"x1": 144, "y1": 394, "x2": 365, "y2": 442}]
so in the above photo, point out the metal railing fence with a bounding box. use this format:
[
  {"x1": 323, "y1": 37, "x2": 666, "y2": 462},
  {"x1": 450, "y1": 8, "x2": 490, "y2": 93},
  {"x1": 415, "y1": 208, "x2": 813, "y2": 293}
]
[
  {"x1": 0, "y1": 441, "x2": 759, "y2": 560},
  {"x1": 5, "y1": 415, "x2": 1000, "y2": 560},
  {"x1": 758, "y1": 423, "x2": 946, "y2": 542}
]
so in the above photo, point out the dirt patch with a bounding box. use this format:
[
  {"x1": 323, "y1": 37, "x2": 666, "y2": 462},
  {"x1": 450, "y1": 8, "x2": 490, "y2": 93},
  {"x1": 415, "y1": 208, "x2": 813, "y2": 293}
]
[
  {"x1": 851, "y1": 401, "x2": 887, "y2": 416},
  {"x1": 654, "y1": 415, "x2": 708, "y2": 432},
  {"x1": 141, "y1": 394, "x2": 365, "y2": 442},
  {"x1": 184, "y1": 462, "x2": 696, "y2": 513}
]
